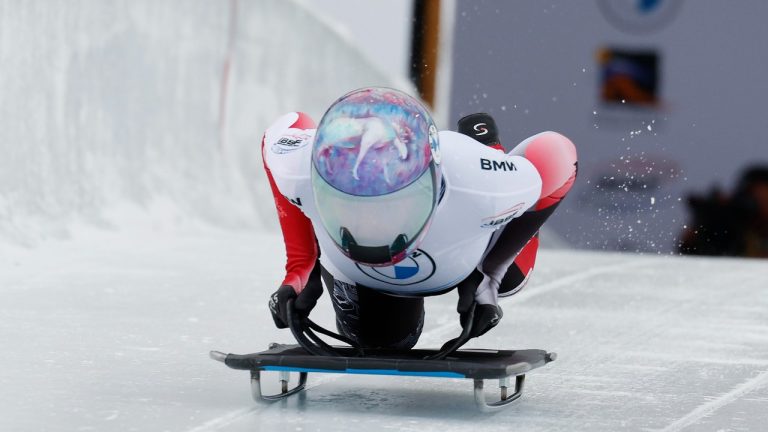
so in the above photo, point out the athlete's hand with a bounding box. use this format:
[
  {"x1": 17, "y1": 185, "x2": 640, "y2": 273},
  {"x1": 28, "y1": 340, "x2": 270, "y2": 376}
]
[
  {"x1": 268, "y1": 264, "x2": 323, "y2": 329},
  {"x1": 456, "y1": 270, "x2": 503, "y2": 338}
]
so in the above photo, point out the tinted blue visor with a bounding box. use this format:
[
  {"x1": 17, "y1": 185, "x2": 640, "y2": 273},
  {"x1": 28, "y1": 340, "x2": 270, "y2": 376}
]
[{"x1": 312, "y1": 165, "x2": 437, "y2": 266}]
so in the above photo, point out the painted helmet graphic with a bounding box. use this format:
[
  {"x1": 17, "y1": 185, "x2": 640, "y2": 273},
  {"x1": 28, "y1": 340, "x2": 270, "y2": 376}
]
[{"x1": 311, "y1": 87, "x2": 441, "y2": 266}]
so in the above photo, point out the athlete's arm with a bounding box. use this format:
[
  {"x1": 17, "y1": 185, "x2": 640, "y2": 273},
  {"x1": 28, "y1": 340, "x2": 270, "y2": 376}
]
[
  {"x1": 451, "y1": 115, "x2": 576, "y2": 340},
  {"x1": 445, "y1": 115, "x2": 526, "y2": 339},
  {"x1": 261, "y1": 112, "x2": 323, "y2": 328},
  {"x1": 475, "y1": 131, "x2": 577, "y2": 305}
]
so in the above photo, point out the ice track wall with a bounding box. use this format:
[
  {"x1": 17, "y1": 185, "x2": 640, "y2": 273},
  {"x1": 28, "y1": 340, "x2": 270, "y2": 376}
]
[{"x1": 0, "y1": 0, "x2": 407, "y2": 245}]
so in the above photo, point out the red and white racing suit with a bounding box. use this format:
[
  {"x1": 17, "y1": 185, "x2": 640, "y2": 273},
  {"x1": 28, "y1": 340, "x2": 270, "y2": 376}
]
[{"x1": 262, "y1": 112, "x2": 576, "y2": 348}]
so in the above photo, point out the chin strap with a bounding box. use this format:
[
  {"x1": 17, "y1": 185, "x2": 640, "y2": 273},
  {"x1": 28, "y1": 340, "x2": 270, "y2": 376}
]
[{"x1": 340, "y1": 227, "x2": 409, "y2": 266}]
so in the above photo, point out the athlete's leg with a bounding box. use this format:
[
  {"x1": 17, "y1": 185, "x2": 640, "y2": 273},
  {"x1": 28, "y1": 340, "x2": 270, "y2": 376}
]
[
  {"x1": 321, "y1": 267, "x2": 424, "y2": 349},
  {"x1": 480, "y1": 132, "x2": 577, "y2": 297}
]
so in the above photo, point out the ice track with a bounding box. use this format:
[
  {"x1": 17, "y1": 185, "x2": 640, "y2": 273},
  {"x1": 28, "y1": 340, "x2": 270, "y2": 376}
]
[
  {"x1": 1, "y1": 228, "x2": 767, "y2": 431},
  {"x1": 1, "y1": 1, "x2": 767, "y2": 430}
]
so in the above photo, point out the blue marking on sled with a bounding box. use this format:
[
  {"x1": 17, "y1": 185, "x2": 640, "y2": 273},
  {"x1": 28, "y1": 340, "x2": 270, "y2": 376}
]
[{"x1": 262, "y1": 365, "x2": 465, "y2": 378}]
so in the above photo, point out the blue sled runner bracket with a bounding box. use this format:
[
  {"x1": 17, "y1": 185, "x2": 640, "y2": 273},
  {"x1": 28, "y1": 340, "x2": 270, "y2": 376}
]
[{"x1": 210, "y1": 343, "x2": 557, "y2": 412}]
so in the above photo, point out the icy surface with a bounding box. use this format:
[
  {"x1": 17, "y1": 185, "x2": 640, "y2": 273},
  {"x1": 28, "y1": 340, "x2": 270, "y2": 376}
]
[
  {"x1": 2, "y1": 1, "x2": 767, "y2": 430},
  {"x1": 2, "y1": 230, "x2": 767, "y2": 431}
]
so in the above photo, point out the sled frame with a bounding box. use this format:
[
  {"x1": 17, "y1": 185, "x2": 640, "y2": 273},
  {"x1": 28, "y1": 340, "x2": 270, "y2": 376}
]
[{"x1": 210, "y1": 344, "x2": 555, "y2": 412}]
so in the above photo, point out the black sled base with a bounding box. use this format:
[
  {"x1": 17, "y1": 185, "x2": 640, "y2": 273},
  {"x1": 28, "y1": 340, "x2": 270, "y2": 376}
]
[{"x1": 210, "y1": 343, "x2": 556, "y2": 412}]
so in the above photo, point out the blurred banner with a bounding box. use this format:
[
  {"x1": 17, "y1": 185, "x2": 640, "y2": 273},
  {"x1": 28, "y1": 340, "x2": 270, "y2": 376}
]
[{"x1": 446, "y1": 0, "x2": 768, "y2": 253}]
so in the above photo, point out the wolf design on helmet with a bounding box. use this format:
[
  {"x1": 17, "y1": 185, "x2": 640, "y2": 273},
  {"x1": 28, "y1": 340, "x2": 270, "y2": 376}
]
[
  {"x1": 317, "y1": 116, "x2": 410, "y2": 183},
  {"x1": 312, "y1": 88, "x2": 432, "y2": 199}
]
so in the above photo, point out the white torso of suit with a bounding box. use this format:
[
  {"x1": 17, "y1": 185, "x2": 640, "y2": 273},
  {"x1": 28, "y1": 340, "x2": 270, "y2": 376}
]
[{"x1": 264, "y1": 112, "x2": 542, "y2": 296}]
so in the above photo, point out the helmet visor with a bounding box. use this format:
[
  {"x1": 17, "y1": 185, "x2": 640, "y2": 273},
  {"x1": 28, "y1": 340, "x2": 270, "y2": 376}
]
[{"x1": 312, "y1": 165, "x2": 437, "y2": 266}]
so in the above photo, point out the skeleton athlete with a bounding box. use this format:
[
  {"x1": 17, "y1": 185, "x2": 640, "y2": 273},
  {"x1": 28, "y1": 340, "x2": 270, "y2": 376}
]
[{"x1": 262, "y1": 88, "x2": 577, "y2": 349}]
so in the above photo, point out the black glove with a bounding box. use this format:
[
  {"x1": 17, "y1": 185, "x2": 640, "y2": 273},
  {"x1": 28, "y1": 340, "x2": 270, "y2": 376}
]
[
  {"x1": 456, "y1": 269, "x2": 503, "y2": 338},
  {"x1": 269, "y1": 262, "x2": 323, "y2": 329}
]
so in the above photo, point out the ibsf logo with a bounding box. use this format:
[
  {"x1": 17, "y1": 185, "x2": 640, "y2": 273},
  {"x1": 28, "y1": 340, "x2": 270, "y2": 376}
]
[
  {"x1": 272, "y1": 133, "x2": 311, "y2": 154},
  {"x1": 481, "y1": 203, "x2": 526, "y2": 228}
]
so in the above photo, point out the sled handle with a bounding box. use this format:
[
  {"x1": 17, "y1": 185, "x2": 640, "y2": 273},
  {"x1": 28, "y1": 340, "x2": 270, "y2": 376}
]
[
  {"x1": 286, "y1": 299, "x2": 364, "y2": 357},
  {"x1": 286, "y1": 299, "x2": 335, "y2": 356},
  {"x1": 306, "y1": 318, "x2": 361, "y2": 350},
  {"x1": 426, "y1": 303, "x2": 476, "y2": 360}
]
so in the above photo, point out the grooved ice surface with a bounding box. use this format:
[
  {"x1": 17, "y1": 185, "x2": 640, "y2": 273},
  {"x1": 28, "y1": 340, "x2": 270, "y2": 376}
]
[{"x1": 1, "y1": 235, "x2": 767, "y2": 431}]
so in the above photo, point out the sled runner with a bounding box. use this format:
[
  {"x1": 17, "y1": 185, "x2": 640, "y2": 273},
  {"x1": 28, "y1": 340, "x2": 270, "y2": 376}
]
[{"x1": 210, "y1": 300, "x2": 556, "y2": 411}]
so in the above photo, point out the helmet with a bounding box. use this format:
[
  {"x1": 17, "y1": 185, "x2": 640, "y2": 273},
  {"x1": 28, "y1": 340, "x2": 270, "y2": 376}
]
[{"x1": 311, "y1": 87, "x2": 441, "y2": 267}]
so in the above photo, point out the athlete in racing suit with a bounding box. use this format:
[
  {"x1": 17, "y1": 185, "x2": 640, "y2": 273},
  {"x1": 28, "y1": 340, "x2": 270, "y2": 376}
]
[{"x1": 263, "y1": 107, "x2": 577, "y2": 350}]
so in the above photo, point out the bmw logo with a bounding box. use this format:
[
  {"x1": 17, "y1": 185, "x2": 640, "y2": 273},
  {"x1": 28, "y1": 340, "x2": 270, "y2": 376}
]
[{"x1": 356, "y1": 249, "x2": 436, "y2": 286}]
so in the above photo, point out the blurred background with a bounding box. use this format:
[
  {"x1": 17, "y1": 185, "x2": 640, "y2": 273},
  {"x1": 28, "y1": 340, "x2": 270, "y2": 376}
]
[{"x1": 1, "y1": 0, "x2": 766, "y2": 258}]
